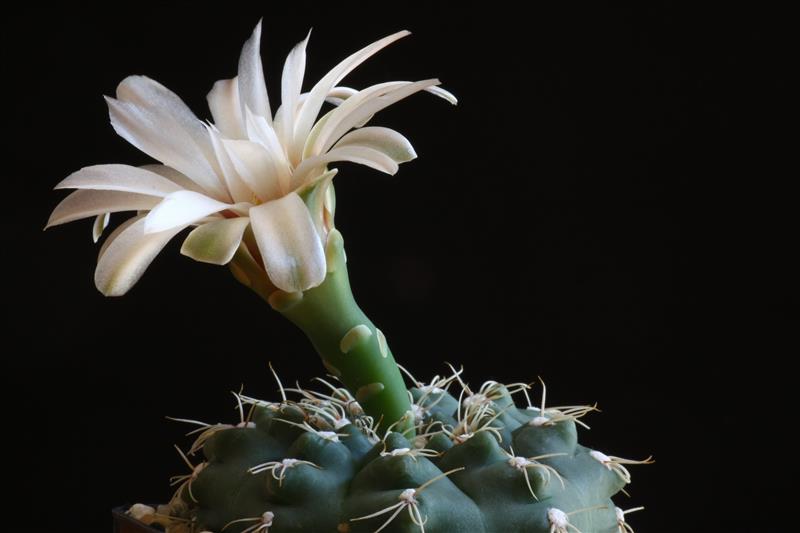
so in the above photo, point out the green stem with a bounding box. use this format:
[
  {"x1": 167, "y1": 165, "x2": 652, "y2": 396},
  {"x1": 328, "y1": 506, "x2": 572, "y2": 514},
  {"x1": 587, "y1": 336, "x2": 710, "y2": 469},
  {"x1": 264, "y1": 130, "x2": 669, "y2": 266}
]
[{"x1": 232, "y1": 230, "x2": 414, "y2": 437}]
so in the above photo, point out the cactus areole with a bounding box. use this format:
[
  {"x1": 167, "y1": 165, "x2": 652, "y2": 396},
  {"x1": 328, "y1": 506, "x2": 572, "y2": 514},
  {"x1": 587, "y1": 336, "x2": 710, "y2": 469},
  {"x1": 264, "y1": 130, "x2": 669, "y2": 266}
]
[{"x1": 48, "y1": 20, "x2": 651, "y2": 533}]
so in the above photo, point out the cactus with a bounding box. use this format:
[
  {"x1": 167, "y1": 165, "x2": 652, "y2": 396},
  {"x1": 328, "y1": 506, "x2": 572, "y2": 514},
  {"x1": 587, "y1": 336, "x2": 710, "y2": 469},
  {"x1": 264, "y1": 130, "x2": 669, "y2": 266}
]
[
  {"x1": 46, "y1": 19, "x2": 651, "y2": 533},
  {"x1": 152, "y1": 367, "x2": 650, "y2": 533}
]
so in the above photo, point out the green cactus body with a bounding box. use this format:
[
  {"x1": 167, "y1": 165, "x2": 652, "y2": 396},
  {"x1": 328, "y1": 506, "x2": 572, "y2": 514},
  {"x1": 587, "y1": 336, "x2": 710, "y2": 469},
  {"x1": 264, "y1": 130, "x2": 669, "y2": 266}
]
[{"x1": 164, "y1": 376, "x2": 645, "y2": 533}]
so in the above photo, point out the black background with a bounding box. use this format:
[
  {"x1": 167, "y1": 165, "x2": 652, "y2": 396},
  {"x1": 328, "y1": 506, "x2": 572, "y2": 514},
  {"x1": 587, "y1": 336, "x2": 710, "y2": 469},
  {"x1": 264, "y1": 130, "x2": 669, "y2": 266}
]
[{"x1": 2, "y1": 4, "x2": 791, "y2": 532}]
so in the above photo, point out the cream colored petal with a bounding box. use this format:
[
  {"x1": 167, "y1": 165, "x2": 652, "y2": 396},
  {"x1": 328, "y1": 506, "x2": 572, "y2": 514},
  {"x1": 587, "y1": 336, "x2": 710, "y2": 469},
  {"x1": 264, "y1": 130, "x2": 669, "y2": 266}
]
[
  {"x1": 294, "y1": 86, "x2": 356, "y2": 109},
  {"x1": 99, "y1": 215, "x2": 142, "y2": 261},
  {"x1": 116, "y1": 76, "x2": 214, "y2": 154},
  {"x1": 316, "y1": 79, "x2": 440, "y2": 154},
  {"x1": 111, "y1": 76, "x2": 228, "y2": 199},
  {"x1": 238, "y1": 20, "x2": 272, "y2": 124},
  {"x1": 301, "y1": 109, "x2": 335, "y2": 159},
  {"x1": 300, "y1": 169, "x2": 337, "y2": 238},
  {"x1": 278, "y1": 30, "x2": 311, "y2": 156},
  {"x1": 244, "y1": 108, "x2": 293, "y2": 193},
  {"x1": 47, "y1": 189, "x2": 159, "y2": 229},
  {"x1": 92, "y1": 213, "x2": 110, "y2": 243},
  {"x1": 426, "y1": 86, "x2": 458, "y2": 105},
  {"x1": 222, "y1": 139, "x2": 284, "y2": 201},
  {"x1": 324, "y1": 86, "x2": 358, "y2": 105},
  {"x1": 333, "y1": 127, "x2": 416, "y2": 163},
  {"x1": 180, "y1": 217, "x2": 251, "y2": 265},
  {"x1": 205, "y1": 127, "x2": 253, "y2": 203},
  {"x1": 324, "y1": 86, "x2": 374, "y2": 127},
  {"x1": 325, "y1": 85, "x2": 455, "y2": 107},
  {"x1": 106, "y1": 96, "x2": 227, "y2": 200},
  {"x1": 55, "y1": 164, "x2": 182, "y2": 197},
  {"x1": 207, "y1": 77, "x2": 245, "y2": 139},
  {"x1": 95, "y1": 216, "x2": 185, "y2": 296},
  {"x1": 139, "y1": 164, "x2": 205, "y2": 193},
  {"x1": 292, "y1": 145, "x2": 398, "y2": 190},
  {"x1": 293, "y1": 31, "x2": 410, "y2": 155},
  {"x1": 244, "y1": 108, "x2": 290, "y2": 170},
  {"x1": 302, "y1": 82, "x2": 418, "y2": 158},
  {"x1": 249, "y1": 193, "x2": 326, "y2": 292},
  {"x1": 144, "y1": 191, "x2": 230, "y2": 234}
]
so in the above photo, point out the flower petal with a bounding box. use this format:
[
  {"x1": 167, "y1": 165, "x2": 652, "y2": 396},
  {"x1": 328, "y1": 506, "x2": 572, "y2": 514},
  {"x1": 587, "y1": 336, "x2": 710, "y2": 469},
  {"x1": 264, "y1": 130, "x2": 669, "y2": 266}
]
[
  {"x1": 144, "y1": 191, "x2": 231, "y2": 234},
  {"x1": 207, "y1": 77, "x2": 245, "y2": 139},
  {"x1": 325, "y1": 87, "x2": 373, "y2": 127},
  {"x1": 300, "y1": 169, "x2": 338, "y2": 238},
  {"x1": 107, "y1": 77, "x2": 227, "y2": 199},
  {"x1": 292, "y1": 31, "x2": 411, "y2": 156},
  {"x1": 276, "y1": 30, "x2": 311, "y2": 157},
  {"x1": 95, "y1": 216, "x2": 184, "y2": 296},
  {"x1": 180, "y1": 217, "x2": 251, "y2": 265},
  {"x1": 205, "y1": 127, "x2": 253, "y2": 203},
  {"x1": 139, "y1": 164, "x2": 206, "y2": 193},
  {"x1": 92, "y1": 213, "x2": 110, "y2": 243},
  {"x1": 222, "y1": 139, "x2": 284, "y2": 201},
  {"x1": 244, "y1": 108, "x2": 290, "y2": 170},
  {"x1": 315, "y1": 79, "x2": 441, "y2": 155},
  {"x1": 324, "y1": 85, "x2": 455, "y2": 108},
  {"x1": 99, "y1": 215, "x2": 142, "y2": 261},
  {"x1": 292, "y1": 145, "x2": 398, "y2": 189},
  {"x1": 116, "y1": 75, "x2": 216, "y2": 157},
  {"x1": 46, "y1": 189, "x2": 159, "y2": 229},
  {"x1": 249, "y1": 193, "x2": 326, "y2": 292},
  {"x1": 426, "y1": 86, "x2": 458, "y2": 105},
  {"x1": 55, "y1": 164, "x2": 182, "y2": 197},
  {"x1": 324, "y1": 86, "x2": 358, "y2": 106},
  {"x1": 238, "y1": 20, "x2": 272, "y2": 124},
  {"x1": 333, "y1": 126, "x2": 416, "y2": 163}
]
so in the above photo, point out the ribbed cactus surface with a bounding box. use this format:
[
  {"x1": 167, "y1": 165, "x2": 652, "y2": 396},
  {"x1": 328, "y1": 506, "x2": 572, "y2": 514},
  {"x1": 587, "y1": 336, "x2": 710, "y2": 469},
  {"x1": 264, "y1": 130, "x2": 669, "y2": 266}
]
[{"x1": 133, "y1": 369, "x2": 649, "y2": 533}]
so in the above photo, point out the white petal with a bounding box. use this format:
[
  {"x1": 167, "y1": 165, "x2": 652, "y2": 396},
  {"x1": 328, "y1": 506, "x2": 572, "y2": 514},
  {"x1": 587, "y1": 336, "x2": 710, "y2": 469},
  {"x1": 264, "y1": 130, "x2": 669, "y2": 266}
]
[
  {"x1": 222, "y1": 139, "x2": 284, "y2": 201},
  {"x1": 205, "y1": 127, "x2": 253, "y2": 203},
  {"x1": 324, "y1": 87, "x2": 372, "y2": 127},
  {"x1": 301, "y1": 108, "x2": 335, "y2": 159},
  {"x1": 245, "y1": 108, "x2": 290, "y2": 171},
  {"x1": 315, "y1": 79, "x2": 440, "y2": 155},
  {"x1": 180, "y1": 217, "x2": 251, "y2": 265},
  {"x1": 249, "y1": 193, "x2": 326, "y2": 292},
  {"x1": 324, "y1": 85, "x2": 453, "y2": 116},
  {"x1": 95, "y1": 216, "x2": 184, "y2": 296},
  {"x1": 139, "y1": 164, "x2": 205, "y2": 193},
  {"x1": 277, "y1": 30, "x2": 311, "y2": 158},
  {"x1": 55, "y1": 164, "x2": 182, "y2": 197},
  {"x1": 116, "y1": 76, "x2": 215, "y2": 156},
  {"x1": 47, "y1": 189, "x2": 159, "y2": 228},
  {"x1": 207, "y1": 77, "x2": 245, "y2": 139},
  {"x1": 293, "y1": 31, "x2": 410, "y2": 155},
  {"x1": 92, "y1": 213, "x2": 110, "y2": 243},
  {"x1": 113, "y1": 76, "x2": 227, "y2": 188},
  {"x1": 238, "y1": 21, "x2": 272, "y2": 124},
  {"x1": 144, "y1": 191, "x2": 230, "y2": 234},
  {"x1": 324, "y1": 86, "x2": 358, "y2": 106},
  {"x1": 106, "y1": 95, "x2": 227, "y2": 200},
  {"x1": 301, "y1": 169, "x2": 337, "y2": 238},
  {"x1": 304, "y1": 81, "x2": 405, "y2": 157},
  {"x1": 99, "y1": 215, "x2": 142, "y2": 261},
  {"x1": 333, "y1": 127, "x2": 416, "y2": 163},
  {"x1": 426, "y1": 86, "x2": 458, "y2": 105},
  {"x1": 292, "y1": 145, "x2": 398, "y2": 189}
]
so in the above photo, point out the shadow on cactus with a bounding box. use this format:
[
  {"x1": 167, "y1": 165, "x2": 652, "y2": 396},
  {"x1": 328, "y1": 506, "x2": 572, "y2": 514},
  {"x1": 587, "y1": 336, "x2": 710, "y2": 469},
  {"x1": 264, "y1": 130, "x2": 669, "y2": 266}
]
[{"x1": 47, "y1": 19, "x2": 652, "y2": 533}]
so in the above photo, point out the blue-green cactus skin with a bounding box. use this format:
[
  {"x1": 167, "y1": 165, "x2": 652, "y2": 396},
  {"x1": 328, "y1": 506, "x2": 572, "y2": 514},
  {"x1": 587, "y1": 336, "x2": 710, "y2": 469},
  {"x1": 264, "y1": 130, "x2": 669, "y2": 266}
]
[{"x1": 168, "y1": 380, "x2": 644, "y2": 533}]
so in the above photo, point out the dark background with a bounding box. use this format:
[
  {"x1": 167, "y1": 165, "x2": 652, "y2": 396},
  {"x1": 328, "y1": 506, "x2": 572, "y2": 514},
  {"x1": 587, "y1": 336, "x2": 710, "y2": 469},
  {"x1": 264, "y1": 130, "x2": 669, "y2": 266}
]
[{"x1": 2, "y1": 4, "x2": 790, "y2": 532}]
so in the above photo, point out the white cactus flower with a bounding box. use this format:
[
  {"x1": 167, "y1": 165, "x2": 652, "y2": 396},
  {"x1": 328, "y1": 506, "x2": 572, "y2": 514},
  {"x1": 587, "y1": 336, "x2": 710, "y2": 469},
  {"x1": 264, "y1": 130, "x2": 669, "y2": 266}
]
[{"x1": 47, "y1": 21, "x2": 455, "y2": 296}]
